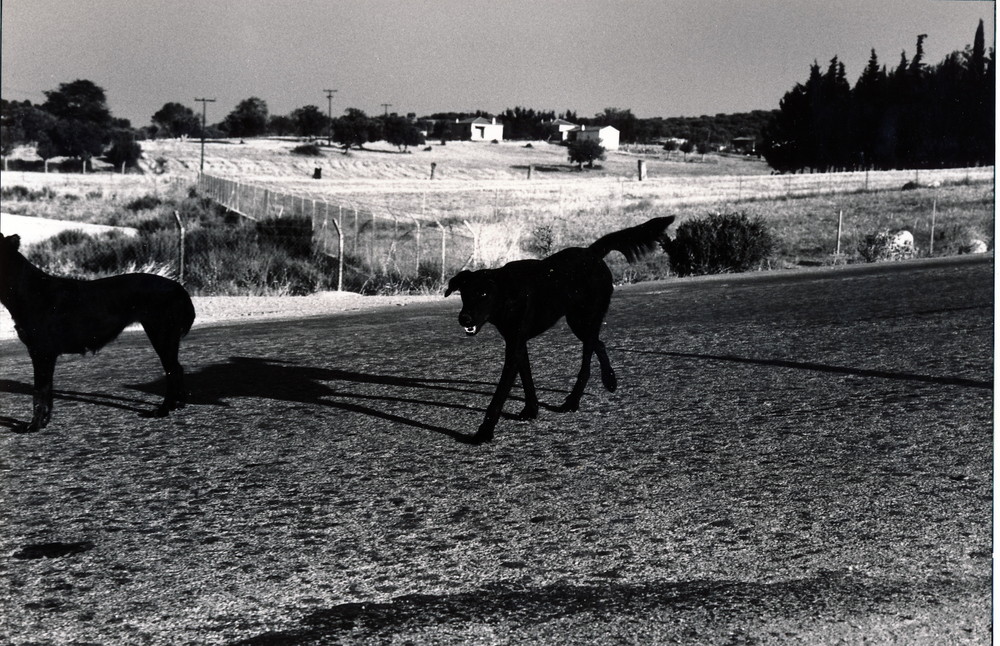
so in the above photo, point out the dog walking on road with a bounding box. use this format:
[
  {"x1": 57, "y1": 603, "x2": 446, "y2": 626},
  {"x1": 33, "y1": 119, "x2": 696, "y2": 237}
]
[
  {"x1": 0, "y1": 233, "x2": 195, "y2": 432},
  {"x1": 445, "y1": 216, "x2": 675, "y2": 444}
]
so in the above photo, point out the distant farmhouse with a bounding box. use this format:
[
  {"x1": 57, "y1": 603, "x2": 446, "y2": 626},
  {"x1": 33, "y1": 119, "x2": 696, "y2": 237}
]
[
  {"x1": 567, "y1": 124, "x2": 620, "y2": 151},
  {"x1": 454, "y1": 117, "x2": 504, "y2": 142},
  {"x1": 547, "y1": 118, "x2": 579, "y2": 142},
  {"x1": 729, "y1": 136, "x2": 757, "y2": 154}
]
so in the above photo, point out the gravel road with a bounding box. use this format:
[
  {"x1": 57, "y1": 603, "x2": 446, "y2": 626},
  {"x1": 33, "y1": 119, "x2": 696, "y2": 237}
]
[{"x1": 0, "y1": 256, "x2": 993, "y2": 645}]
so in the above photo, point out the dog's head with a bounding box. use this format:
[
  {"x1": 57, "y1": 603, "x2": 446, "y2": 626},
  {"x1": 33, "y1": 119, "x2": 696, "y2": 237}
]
[
  {"x1": 0, "y1": 233, "x2": 22, "y2": 265},
  {"x1": 0, "y1": 234, "x2": 23, "y2": 294},
  {"x1": 444, "y1": 269, "x2": 497, "y2": 336}
]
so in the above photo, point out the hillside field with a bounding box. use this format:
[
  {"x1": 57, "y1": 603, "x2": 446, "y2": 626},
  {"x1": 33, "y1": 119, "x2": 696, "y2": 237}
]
[{"x1": 0, "y1": 139, "x2": 993, "y2": 290}]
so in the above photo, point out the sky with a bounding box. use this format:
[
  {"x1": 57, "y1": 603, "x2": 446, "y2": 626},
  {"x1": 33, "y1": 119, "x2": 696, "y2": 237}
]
[{"x1": 1, "y1": 0, "x2": 995, "y2": 127}]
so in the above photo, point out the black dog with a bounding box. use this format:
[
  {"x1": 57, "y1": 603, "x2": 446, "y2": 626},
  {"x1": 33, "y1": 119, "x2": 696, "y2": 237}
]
[
  {"x1": 0, "y1": 233, "x2": 195, "y2": 432},
  {"x1": 445, "y1": 216, "x2": 674, "y2": 444}
]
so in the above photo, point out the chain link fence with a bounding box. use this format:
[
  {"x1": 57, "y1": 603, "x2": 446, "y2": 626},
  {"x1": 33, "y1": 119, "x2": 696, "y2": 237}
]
[
  {"x1": 197, "y1": 174, "x2": 479, "y2": 290},
  {"x1": 196, "y1": 166, "x2": 992, "y2": 289}
]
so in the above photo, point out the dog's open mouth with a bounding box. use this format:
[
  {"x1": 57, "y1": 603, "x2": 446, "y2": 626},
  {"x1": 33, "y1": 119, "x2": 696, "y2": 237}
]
[{"x1": 463, "y1": 325, "x2": 479, "y2": 336}]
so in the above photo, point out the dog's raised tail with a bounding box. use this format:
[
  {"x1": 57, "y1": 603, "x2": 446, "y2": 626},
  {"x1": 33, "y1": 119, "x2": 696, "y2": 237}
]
[{"x1": 588, "y1": 216, "x2": 675, "y2": 262}]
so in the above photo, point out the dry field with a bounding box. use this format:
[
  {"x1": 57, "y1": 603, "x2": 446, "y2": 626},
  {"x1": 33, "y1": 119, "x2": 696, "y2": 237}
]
[{"x1": 1, "y1": 140, "x2": 993, "y2": 279}]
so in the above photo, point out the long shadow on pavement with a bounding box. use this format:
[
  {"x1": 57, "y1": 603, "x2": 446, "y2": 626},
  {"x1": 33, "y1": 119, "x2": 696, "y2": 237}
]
[
  {"x1": 227, "y1": 572, "x2": 980, "y2": 645},
  {"x1": 620, "y1": 350, "x2": 992, "y2": 389},
  {"x1": 126, "y1": 356, "x2": 562, "y2": 443}
]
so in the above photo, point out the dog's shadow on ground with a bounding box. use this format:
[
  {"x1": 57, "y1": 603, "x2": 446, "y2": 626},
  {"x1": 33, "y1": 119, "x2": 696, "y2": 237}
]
[
  {"x1": 132, "y1": 356, "x2": 556, "y2": 443},
  {"x1": 1, "y1": 357, "x2": 567, "y2": 442}
]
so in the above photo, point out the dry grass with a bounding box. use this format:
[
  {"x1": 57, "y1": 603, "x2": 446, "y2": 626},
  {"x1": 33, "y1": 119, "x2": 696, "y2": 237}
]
[{"x1": 2, "y1": 138, "x2": 993, "y2": 283}]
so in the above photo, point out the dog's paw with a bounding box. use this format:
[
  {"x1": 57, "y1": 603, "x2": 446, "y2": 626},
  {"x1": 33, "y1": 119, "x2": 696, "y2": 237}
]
[
  {"x1": 556, "y1": 400, "x2": 580, "y2": 413},
  {"x1": 515, "y1": 405, "x2": 539, "y2": 421},
  {"x1": 471, "y1": 424, "x2": 495, "y2": 444},
  {"x1": 601, "y1": 369, "x2": 618, "y2": 393}
]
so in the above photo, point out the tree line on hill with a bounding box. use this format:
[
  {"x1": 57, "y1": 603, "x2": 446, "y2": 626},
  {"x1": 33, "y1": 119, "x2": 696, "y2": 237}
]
[
  {"x1": 1, "y1": 80, "x2": 141, "y2": 170},
  {"x1": 1, "y1": 20, "x2": 991, "y2": 172},
  {"x1": 762, "y1": 20, "x2": 994, "y2": 172}
]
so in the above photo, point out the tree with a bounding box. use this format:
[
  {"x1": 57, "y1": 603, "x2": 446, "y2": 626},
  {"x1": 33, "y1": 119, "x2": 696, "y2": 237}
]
[
  {"x1": 41, "y1": 79, "x2": 112, "y2": 127},
  {"x1": 383, "y1": 114, "x2": 424, "y2": 151},
  {"x1": 567, "y1": 138, "x2": 606, "y2": 169},
  {"x1": 36, "y1": 80, "x2": 113, "y2": 162},
  {"x1": 333, "y1": 108, "x2": 374, "y2": 151},
  {"x1": 221, "y1": 97, "x2": 269, "y2": 138},
  {"x1": 267, "y1": 114, "x2": 295, "y2": 136},
  {"x1": 596, "y1": 107, "x2": 638, "y2": 143},
  {"x1": 104, "y1": 130, "x2": 142, "y2": 169},
  {"x1": 152, "y1": 102, "x2": 200, "y2": 138},
  {"x1": 46, "y1": 119, "x2": 106, "y2": 161},
  {"x1": 290, "y1": 105, "x2": 328, "y2": 138}
]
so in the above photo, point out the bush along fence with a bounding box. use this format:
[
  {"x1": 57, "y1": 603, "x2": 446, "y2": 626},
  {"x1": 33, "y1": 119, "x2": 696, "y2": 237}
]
[{"x1": 196, "y1": 173, "x2": 477, "y2": 291}]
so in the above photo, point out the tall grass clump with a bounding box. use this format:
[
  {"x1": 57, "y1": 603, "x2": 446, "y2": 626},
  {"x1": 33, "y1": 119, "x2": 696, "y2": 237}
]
[
  {"x1": 343, "y1": 259, "x2": 444, "y2": 295},
  {"x1": 23, "y1": 190, "x2": 342, "y2": 296},
  {"x1": 665, "y1": 211, "x2": 775, "y2": 277}
]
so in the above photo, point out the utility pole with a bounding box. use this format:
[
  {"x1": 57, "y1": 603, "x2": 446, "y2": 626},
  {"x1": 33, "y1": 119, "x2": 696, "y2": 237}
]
[
  {"x1": 381, "y1": 103, "x2": 393, "y2": 117},
  {"x1": 195, "y1": 98, "x2": 216, "y2": 173},
  {"x1": 324, "y1": 89, "x2": 337, "y2": 146}
]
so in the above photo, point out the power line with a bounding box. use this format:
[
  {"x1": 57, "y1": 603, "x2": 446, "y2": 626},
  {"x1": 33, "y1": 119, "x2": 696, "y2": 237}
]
[{"x1": 381, "y1": 103, "x2": 393, "y2": 117}]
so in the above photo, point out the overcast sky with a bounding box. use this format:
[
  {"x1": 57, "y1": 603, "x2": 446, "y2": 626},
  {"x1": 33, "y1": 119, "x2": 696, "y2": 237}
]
[{"x1": 1, "y1": 0, "x2": 994, "y2": 126}]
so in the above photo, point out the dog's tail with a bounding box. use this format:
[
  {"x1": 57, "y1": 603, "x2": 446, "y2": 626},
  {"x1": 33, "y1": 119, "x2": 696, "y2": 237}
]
[{"x1": 588, "y1": 216, "x2": 675, "y2": 262}]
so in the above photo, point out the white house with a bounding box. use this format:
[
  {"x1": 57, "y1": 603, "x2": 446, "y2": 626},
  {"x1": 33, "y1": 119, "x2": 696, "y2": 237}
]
[
  {"x1": 455, "y1": 117, "x2": 504, "y2": 142},
  {"x1": 568, "y1": 125, "x2": 620, "y2": 151},
  {"x1": 547, "y1": 118, "x2": 579, "y2": 142}
]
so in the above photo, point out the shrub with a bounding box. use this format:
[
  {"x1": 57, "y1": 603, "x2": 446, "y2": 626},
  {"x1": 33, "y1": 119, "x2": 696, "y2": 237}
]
[
  {"x1": 665, "y1": 211, "x2": 775, "y2": 277},
  {"x1": 291, "y1": 143, "x2": 322, "y2": 156},
  {"x1": 346, "y1": 260, "x2": 442, "y2": 295},
  {"x1": 255, "y1": 215, "x2": 313, "y2": 258},
  {"x1": 524, "y1": 225, "x2": 554, "y2": 257},
  {"x1": 125, "y1": 194, "x2": 163, "y2": 211},
  {"x1": 1, "y1": 185, "x2": 56, "y2": 201},
  {"x1": 567, "y1": 139, "x2": 606, "y2": 169}
]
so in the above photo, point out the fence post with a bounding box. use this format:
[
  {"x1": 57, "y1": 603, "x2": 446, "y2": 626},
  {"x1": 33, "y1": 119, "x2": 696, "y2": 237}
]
[
  {"x1": 338, "y1": 205, "x2": 344, "y2": 291},
  {"x1": 437, "y1": 220, "x2": 447, "y2": 282},
  {"x1": 836, "y1": 209, "x2": 843, "y2": 256},
  {"x1": 929, "y1": 198, "x2": 937, "y2": 256},
  {"x1": 370, "y1": 210, "x2": 376, "y2": 268},
  {"x1": 415, "y1": 220, "x2": 422, "y2": 274},
  {"x1": 173, "y1": 210, "x2": 186, "y2": 283}
]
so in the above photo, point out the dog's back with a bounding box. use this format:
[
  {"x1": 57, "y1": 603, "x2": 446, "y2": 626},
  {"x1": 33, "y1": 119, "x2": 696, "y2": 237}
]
[{"x1": 40, "y1": 273, "x2": 196, "y2": 355}]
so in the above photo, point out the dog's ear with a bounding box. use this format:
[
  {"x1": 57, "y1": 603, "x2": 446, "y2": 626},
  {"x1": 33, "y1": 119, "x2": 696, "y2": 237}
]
[
  {"x1": 2, "y1": 234, "x2": 21, "y2": 251},
  {"x1": 444, "y1": 270, "x2": 471, "y2": 297},
  {"x1": 657, "y1": 216, "x2": 676, "y2": 249}
]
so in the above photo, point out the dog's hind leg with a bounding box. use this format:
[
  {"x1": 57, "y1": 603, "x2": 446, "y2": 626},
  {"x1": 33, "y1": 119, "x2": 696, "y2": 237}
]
[
  {"x1": 561, "y1": 309, "x2": 612, "y2": 412},
  {"x1": 594, "y1": 340, "x2": 617, "y2": 392},
  {"x1": 141, "y1": 322, "x2": 186, "y2": 417},
  {"x1": 27, "y1": 352, "x2": 57, "y2": 432},
  {"x1": 558, "y1": 339, "x2": 595, "y2": 413},
  {"x1": 515, "y1": 350, "x2": 539, "y2": 420}
]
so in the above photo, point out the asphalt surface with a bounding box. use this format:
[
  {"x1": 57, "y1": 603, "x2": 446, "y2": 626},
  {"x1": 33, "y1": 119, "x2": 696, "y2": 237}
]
[{"x1": 0, "y1": 256, "x2": 993, "y2": 645}]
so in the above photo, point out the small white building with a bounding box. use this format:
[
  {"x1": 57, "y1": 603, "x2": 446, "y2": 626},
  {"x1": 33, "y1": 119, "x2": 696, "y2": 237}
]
[
  {"x1": 568, "y1": 125, "x2": 620, "y2": 151},
  {"x1": 455, "y1": 117, "x2": 504, "y2": 142},
  {"x1": 548, "y1": 118, "x2": 579, "y2": 142}
]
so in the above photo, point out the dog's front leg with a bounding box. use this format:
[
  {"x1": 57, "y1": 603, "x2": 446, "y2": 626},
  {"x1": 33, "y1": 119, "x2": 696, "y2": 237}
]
[
  {"x1": 27, "y1": 353, "x2": 57, "y2": 432},
  {"x1": 474, "y1": 343, "x2": 524, "y2": 443}
]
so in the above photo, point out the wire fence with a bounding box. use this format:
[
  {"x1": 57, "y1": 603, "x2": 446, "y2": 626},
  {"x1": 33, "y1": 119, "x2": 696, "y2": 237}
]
[
  {"x1": 197, "y1": 174, "x2": 478, "y2": 289},
  {"x1": 196, "y1": 166, "x2": 993, "y2": 288}
]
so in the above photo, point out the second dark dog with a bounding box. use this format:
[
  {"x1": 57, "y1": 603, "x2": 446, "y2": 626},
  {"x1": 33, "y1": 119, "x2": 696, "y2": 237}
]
[
  {"x1": 0, "y1": 233, "x2": 195, "y2": 432},
  {"x1": 445, "y1": 216, "x2": 674, "y2": 444}
]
